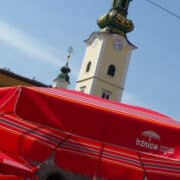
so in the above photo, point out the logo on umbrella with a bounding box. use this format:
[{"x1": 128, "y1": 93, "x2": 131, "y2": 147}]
[
  {"x1": 136, "y1": 130, "x2": 160, "y2": 151},
  {"x1": 136, "y1": 130, "x2": 175, "y2": 154},
  {"x1": 141, "y1": 130, "x2": 160, "y2": 141}
]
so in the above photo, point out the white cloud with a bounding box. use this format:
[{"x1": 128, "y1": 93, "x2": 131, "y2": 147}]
[{"x1": 0, "y1": 19, "x2": 62, "y2": 67}]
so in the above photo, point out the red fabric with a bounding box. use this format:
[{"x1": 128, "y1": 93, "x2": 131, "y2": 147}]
[
  {"x1": 13, "y1": 86, "x2": 180, "y2": 159},
  {"x1": 0, "y1": 86, "x2": 179, "y2": 179},
  {"x1": 0, "y1": 87, "x2": 18, "y2": 114},
  {"x1": 0, "y1": 176, "x2": 23, "y2": 180},
  {"x1": 0, "y1": 150, "x2": 37, "y2": 179}
]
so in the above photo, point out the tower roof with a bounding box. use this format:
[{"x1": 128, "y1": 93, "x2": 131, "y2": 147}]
[
  {"x1": 84, "y1": 32, "x2": 137, "y2": 49},
  {"x1": 54, "y1": 63, "x2": 71, "y2": 84}
]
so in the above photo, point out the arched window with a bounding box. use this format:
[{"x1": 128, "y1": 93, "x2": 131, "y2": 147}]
[
  {"x1": 107, "y1": 64, "x2": 116, "y2": 77},
  {"x1": 86, "y1": 61, "x2": 91, "y2": 72},
  {"x1": 102, "y1": 91, "x2": 111, "y2": 100}
]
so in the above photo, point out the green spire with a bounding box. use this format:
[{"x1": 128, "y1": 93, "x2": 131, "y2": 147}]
[
  {"x1": 55, "y1": 63, "x2": 71, "y2": 84},
  {"x1": 97, "y1": 0, "x2": 134, "y2": 35},
  {"x1": 53, "y1": 47, "x2": 73, "y2": 88}
]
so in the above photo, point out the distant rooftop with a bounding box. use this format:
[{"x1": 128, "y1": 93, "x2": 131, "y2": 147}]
[{"x1": 0, "y1": 68, "x2": 49, "y2": 87}]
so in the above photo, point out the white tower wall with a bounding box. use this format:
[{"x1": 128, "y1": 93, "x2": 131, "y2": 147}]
[{"x1": 75, "y1": 32, "x2": 136, "y2": 101}]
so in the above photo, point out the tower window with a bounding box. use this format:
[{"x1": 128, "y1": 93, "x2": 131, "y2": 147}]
[
  {"x1": 102, "y1": 90, "x2": 112, "y2": 100},
  {"x1": 86, "y1": 61, "x2": 92, "y2": 72},
  {"x1": 80, "y1": 86, "x2": 86, "y2": 93},
  {"x1": 107, "y1": 64, "x2": 116, "y2": 77}
]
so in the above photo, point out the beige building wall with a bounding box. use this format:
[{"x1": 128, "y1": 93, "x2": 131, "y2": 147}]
[
  {"x1": 76, "y1": 33, "x2": 104, "y2": 94},
  {"x1": 76, "y1": 32, "x2": 136, "y2": 101}
]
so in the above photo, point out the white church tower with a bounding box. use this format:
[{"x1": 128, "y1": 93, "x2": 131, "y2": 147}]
[{"x1": 75, "y1": 0, "x2": 136, "y2": 101}]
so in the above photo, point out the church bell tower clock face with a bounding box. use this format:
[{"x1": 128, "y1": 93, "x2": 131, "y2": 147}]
[{"x1": 113, "y1": 39, "x2": 122, "y2": 50}]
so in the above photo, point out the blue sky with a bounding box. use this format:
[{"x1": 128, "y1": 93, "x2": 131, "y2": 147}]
[{"x1": 0, "y1": 0, "x2": 180, "y2": 120}]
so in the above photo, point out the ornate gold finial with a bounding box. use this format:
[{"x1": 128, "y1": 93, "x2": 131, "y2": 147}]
[
  {"x1": 112, "y1": 0, "x2": 122, "y2": 9},
  {"x1": 112, "y1": 0, "x2": 133, "y2": 16},
  {"x1": 97, "y1": 0, "x2": 134, "y2": 35}
]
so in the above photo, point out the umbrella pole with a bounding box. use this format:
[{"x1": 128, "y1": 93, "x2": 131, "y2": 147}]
[{"x1": 137, "y1": 152, "x2": 147, "y2": 180}]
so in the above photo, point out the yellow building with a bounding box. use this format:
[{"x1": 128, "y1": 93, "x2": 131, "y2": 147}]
[{"x1": 0, "y1": 68, "x2": 48, "y2": 87}]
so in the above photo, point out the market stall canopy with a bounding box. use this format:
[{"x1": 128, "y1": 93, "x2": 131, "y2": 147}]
[
  {"x1": 0, "y1": 86, "x2": 179, "y2": 160},
  {"x1": 0, "y1": 150, "x2": 37, "y2": 179}
]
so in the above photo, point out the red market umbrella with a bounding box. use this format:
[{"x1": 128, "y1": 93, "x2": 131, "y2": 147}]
[
  {"x1": 0, "y1": 86, "x2": 179, "y2": 179},
  {"x1": 1, "y1": 113, "x2": 179, "y2": 180},
  {"x1": 0, "y1": 176, "x2": 23, "y2": 180},
  {"x1": 0, "y1": 150, "x2": 37, "y2": 179}
]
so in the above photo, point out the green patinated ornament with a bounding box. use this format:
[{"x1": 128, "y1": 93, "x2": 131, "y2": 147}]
[
  {"x1": 97, "y1": 0, "x2": 134, "y2": 35},
  {"x1": 55, "y1": 63, "x2": 71, "y2": 83}
]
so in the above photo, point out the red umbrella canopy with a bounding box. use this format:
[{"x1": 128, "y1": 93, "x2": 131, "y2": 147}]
[
  {"x1": 0, "y1": 86, "x2": 179, "y2": 160},
  {"x1": 0, "y1": 86, "x2": 180, "y2": 179},
  {"x1": 0, "y1": 150, "x2": 37, "y2": 179}
]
